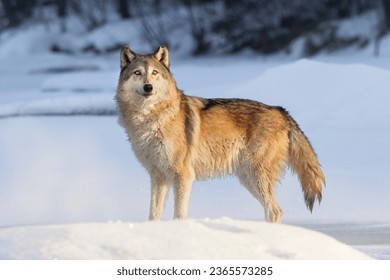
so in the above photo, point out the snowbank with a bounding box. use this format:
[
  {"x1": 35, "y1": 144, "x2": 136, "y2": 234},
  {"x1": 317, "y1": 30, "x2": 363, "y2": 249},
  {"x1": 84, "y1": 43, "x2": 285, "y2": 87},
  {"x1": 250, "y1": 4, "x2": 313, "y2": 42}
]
[
  {"x1": 0, "y1": 218, "x2": 371, "y2": 260},
  {"x1": 42, "y1": 72, "x2": 118, "y2": 92},
  {"x1": 232, "y1": 59, "x2": 390, "y2": 130},
  {"x1": 0, "y1": 20, "x2": 141, "y2": 57},
  {"x1": 0, "y1": 94, "x2": 116, "y2": 117}
]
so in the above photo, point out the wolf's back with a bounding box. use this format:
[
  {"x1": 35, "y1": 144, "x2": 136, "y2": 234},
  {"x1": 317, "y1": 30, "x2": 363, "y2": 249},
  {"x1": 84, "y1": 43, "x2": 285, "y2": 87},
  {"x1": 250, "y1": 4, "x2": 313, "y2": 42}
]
[{"x1": 287, "y1": 118, "x2": 325, "y2": 212}]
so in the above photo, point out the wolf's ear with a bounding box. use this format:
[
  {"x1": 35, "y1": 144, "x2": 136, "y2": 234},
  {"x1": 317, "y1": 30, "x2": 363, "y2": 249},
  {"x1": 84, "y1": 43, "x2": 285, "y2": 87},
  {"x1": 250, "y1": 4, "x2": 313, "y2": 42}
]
[
  {"x1": 153, "y1": 45, "x2": 169, "y2": 68},
  {"x1": 120, "y1": 45, "x2": 136, "y2": 70}
]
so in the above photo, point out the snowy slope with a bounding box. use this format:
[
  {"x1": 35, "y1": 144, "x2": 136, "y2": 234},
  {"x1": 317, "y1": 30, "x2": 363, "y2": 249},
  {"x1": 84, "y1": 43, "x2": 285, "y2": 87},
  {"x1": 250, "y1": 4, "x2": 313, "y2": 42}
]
[{"x1": 0, "y1": 218, "x2": 371, "y2": 260}]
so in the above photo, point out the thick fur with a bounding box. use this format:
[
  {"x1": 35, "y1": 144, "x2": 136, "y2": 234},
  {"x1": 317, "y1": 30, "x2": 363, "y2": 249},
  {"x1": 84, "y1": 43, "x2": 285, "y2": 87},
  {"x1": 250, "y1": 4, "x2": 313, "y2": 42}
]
[{"x1": 116, "y1": 45, "x2": 325, "y2": 223}]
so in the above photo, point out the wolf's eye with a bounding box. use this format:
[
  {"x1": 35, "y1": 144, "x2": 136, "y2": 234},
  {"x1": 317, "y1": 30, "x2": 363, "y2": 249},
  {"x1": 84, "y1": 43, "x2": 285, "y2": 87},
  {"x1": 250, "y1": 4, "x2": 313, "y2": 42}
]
[
  {"x1": 134, "y1": 70, "x2": 141, "y2": 75},
  {"x1": 152, "y1": 70, "x2": 158, "y2": 75}
]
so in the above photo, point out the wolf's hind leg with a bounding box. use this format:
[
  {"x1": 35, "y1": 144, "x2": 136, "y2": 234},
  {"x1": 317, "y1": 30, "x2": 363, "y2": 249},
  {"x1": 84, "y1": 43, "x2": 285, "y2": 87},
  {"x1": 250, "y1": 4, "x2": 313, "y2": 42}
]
[
  {"x1": 258, "y1": 167, "x2": 284, "y2": 223},
  {"x1": 260, "y1": 185, "x2": 283, "y2": 223},
  {"x1": 249, "y1": 134, "x2": 288, "y2": 222},
  {"x1": 239, "y1": 169, "x2": 283, "y2": 223},
  {"x1": 238, "y1": 138, "x2": 288, "y2": 223},
  {"x1": 149, "y1": 170, "x2": 169, "y2": 220}
]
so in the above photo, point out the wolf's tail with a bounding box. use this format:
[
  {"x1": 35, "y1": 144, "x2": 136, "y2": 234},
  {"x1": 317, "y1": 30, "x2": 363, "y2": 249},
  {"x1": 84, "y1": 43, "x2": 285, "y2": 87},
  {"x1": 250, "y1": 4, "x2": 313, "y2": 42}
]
[{"x1": 287, "y1": 117, "x2": 325, "y2": 212}]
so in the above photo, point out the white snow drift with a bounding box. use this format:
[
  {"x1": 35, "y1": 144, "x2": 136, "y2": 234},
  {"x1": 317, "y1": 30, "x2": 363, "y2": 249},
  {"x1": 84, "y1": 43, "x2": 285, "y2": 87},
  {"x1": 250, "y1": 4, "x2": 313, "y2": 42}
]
[{"x1": 0, "y1": 218, "x2": 371, "y2": 260}]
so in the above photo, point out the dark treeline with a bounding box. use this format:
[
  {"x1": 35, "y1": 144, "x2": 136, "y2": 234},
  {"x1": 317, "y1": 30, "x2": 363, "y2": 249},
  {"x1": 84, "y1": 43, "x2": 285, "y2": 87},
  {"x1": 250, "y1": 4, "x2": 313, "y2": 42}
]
[{"x1": 1, "y1": 0, "x2": 390, "y2": 56}]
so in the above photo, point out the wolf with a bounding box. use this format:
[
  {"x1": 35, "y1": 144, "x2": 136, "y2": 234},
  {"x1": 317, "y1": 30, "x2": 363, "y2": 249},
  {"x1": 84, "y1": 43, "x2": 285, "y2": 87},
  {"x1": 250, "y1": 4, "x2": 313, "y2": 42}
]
[{"x1": 116, "y1": 45, "x2": 325, "y2": 223}]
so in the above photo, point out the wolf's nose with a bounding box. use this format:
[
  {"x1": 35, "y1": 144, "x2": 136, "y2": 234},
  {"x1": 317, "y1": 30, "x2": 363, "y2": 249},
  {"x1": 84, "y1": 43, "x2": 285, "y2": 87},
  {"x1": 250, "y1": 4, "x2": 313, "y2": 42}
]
[{"x1": 143, "y1": 84, "x2": 153, "y2": 93}]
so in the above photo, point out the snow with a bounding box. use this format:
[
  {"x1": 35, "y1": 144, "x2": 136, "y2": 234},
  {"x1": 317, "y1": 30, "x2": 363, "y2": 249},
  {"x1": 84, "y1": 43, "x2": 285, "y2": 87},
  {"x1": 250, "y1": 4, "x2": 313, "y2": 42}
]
[
  {"x1": 335, "y1": 11, "x2": 379, "y2": 40},
  {"x1": 0, "y1": 218, "x2": 371, "y2": 260},
  {"x1": 1, "y1": 18, "x2": 390, "y2": 260},
  {"x1": 0, "y1": 94, "x2": 115, "y2": 117},
  {"x1": 0, "y1": 19, "x2": 143, "y2": 57},
  {"x1": 42, "y1": 72, "x2": 118, "y2": 92},
  {"x1": 233, "y1": 59, "x2": 390, "y2": 130}
]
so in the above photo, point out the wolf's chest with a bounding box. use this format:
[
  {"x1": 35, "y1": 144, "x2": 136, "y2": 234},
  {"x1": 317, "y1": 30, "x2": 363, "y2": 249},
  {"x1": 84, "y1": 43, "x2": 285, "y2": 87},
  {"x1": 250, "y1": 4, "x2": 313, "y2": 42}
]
[{"x1": 130, "y1": 125, "x2": 173, "y2": 169}]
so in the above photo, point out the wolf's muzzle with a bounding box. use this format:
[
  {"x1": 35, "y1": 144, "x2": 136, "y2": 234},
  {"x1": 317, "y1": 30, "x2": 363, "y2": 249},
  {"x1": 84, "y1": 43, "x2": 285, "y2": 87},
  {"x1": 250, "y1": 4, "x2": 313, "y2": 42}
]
[{"x1": 143, "y1": 84, "x2": 153, "y2": 93}]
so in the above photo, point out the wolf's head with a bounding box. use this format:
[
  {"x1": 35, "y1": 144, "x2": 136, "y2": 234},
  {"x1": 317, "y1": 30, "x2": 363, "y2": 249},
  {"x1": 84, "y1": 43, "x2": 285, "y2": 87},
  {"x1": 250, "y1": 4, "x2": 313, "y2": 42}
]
[{"x1": 117, "y1": 45, "x2": 176, "y2": 104}]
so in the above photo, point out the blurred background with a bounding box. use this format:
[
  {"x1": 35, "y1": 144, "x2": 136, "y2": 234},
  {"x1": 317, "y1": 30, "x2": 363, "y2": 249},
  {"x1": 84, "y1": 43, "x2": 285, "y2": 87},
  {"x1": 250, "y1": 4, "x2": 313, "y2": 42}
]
[{"x1": 0, "y1": 0, "x2": 390, "y2": 57}]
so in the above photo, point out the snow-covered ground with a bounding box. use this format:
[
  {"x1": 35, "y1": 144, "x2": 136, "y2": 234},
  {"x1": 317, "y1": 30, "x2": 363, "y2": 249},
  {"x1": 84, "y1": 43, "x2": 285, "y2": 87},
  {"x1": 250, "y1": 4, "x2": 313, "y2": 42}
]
[
  {"x1": 1, "y1": 22, "x2": 390, "y2": 259},
  {"x1": 0, "y1": 218, "x2": 371, "y2": 260}
]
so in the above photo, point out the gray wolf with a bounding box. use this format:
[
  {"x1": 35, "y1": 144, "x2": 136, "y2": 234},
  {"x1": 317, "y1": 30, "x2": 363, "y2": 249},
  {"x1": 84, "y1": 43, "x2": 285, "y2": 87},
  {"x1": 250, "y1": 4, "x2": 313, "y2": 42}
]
[{"x1": 116, "y1": 45, "x2": 325, "y2": 223}]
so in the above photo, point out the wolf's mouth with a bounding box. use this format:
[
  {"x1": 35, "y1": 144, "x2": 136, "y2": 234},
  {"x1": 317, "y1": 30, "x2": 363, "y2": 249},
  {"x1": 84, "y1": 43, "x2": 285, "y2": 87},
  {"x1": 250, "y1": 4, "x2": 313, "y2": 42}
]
[{"x1": 136, "y1": 90, "x2": 152, "y2": 98}]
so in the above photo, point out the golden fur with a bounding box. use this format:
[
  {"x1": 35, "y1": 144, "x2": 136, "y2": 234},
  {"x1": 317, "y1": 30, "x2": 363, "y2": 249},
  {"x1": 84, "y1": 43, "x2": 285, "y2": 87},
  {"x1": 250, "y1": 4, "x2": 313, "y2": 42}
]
[{"x1": 116, "y1": 45, "x2": 325, "y2": 223}]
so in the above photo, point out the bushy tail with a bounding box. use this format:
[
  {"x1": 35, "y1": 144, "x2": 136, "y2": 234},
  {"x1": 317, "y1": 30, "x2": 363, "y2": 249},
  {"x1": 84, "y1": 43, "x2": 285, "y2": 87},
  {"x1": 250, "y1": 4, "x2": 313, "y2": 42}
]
[{"x1": 288, "y1": 119, "x2": 325, "y2": 212}]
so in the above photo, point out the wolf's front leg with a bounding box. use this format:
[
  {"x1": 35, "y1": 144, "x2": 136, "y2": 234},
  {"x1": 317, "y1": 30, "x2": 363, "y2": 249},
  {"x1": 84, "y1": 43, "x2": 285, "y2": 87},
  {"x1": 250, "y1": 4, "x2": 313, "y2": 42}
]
[
  {"x1": 173, "y1": 172, "x2": 194, "y2": 219},
  {"x1": 149, "y1": 171, "x2": 169, "y2": 220}
]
